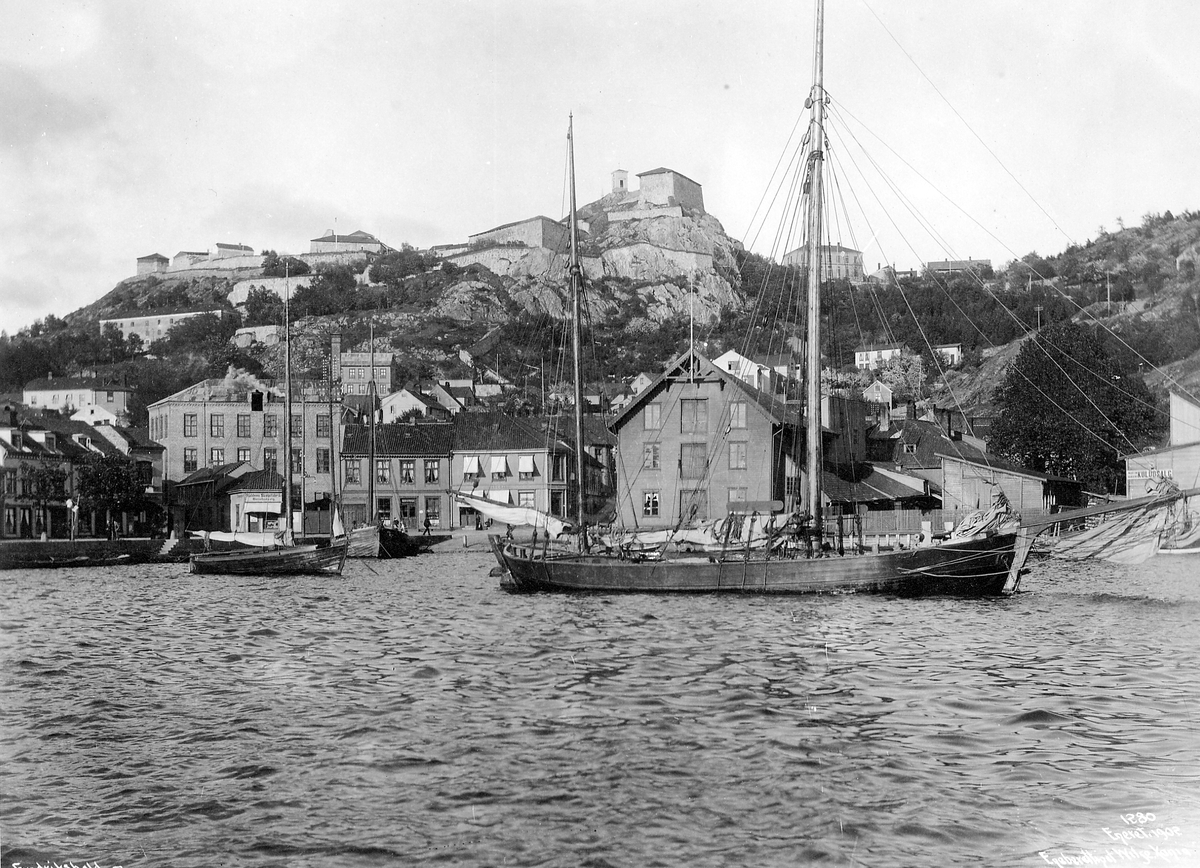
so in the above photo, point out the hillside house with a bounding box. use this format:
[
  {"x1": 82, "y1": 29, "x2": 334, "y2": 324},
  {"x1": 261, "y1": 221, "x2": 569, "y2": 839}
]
[
  {"x1": 23, "y1": 376, "x2": 132, "y2": 420},
  {"x1": 782, "y1": 244, "x2": 865, "y2": 282},
  {"x1": 468, "y1": 216, "x2": 569, "y2": 251},
  {"x1": 310, "y1": 229, "x2": 389, "y2": 254},
  {"x1": 136, "y1": 253, "x2": 169, "y2": 275},
  {"x1": 100, "y1": 308, "x2": 226, "y2": 346}
]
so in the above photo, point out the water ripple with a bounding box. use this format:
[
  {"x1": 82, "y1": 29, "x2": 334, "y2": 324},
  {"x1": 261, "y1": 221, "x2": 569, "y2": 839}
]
[{"x1": 1, "y1": 554, "x2": 1199, "y2": 866}]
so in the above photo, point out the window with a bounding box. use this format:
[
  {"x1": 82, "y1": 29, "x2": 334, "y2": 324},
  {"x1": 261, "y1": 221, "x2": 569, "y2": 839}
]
[
  {"x1": 642, "y1": 490, "x2": 660, "y2": 518},
  {"x1": 291, "y1": 450, "x2": 303, "y2": 473},
  {"x1": 424, "y1": 496, "x2": 441, "y2": 527},
  {"x1": 183, "y1": 448, "x2": 198, "y2": 472},
  {"x1": 680, "y1": 443, "x2": 707, "y2": 478},
  {"x1": 183, "y1": 413, "x2": 197, "y2": 438},
  {"x1": 679, "y1": 489, "x2": 708, "y2": 522},
  {"x1": 237, "y1": 447, "x2": 251, "y2": 463},
  {"x1": 344, "y1": 459, "x2": 361, "y2": 485},
  {"x1": 106, "y1": 391, "x2": 115, "y2": 401},
  {"x1": 729, "y1": 442, "x2": 747, "y2": 470},
  {"x1": 424, "y1": 460, "x2": 440, "y2": 485},
  {"x1": 643, "y1": 402, "x2": 662, "y2": 430},
  {"x1": 490, "y1": 456, "x2": 508, "y2": 481},
  {"x1": 264, "y1": 415, "x2": 278, "y2": 438},
  {"x1": 729, "y1": 401, "x2": 747, "y2": 429},
  {"x1": 376, "y1": 459, "x2": 390, "y2": 484},
  {"x1": 291, "y1": 414, "x2": 302, "y2": 437},
  {"x1": 518, "y1": 454, "x2": 536, "y2": 480},
  {"x1": 263, "y1": 447, "x2": 278, "y2": 472},
  {"x1": 210, "y1": 414, "x2": 224, "y2": 438},
  {"x1": 518, "y1": 490, "x2": 536, "y2": 508},
  {"x1": 462, "y1": 456, "x2": 481, "y2": 480},
  {"x1": 316, "y1": 447, "x2": 330, "y2": 474},
  {"x1": 398, "y1": 497, "x2": 417, "y2": 521},
  {"x1": 642, "y1": 443, "x2": 660, "y2": 470},
  {"x1": 209, "y1": 447, "x2": 224, "y2": 466},
  {"x1": 375, "y1": 367, "x2": 388, "y2": 381},
  {"x1": 551, "y1": 455, "x2": 566, "y2": 482},
  {"x1": 377, "y1": 497, "x2": 392, "y2": 521},
  {"x1": 5, "y1": 470, "x2": 16, "y2": 494},
  {"x1": 237, "y1": 414, "x2": 251, "y2": 438},
  {"x1": 399, "y1": 459, "x2": 415, "y2": 484},
  {"x1": 728, "y1": 487, "x2": 747, "y2": 504},
  {"x1": 681, "y1": 399, "x2": 707, "y2": 434},
  {"x1": 316, "y1": 414, "x2": 331, "y2": 438}
]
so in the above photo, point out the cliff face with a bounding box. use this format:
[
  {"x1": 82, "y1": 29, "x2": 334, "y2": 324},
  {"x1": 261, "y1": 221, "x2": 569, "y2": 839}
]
[{"x1": 439, "y1": 205, "x2": 746, "y2": 329}]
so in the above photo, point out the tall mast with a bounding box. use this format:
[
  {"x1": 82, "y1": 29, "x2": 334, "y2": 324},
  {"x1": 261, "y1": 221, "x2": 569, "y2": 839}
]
[
  {"x1": 803, "y1": 0, "x2": 826, "y2": 545},
  {"x1": 568, "y1": 114, "x2": 587, "y2": 550},
  {"x1": 368, "y1": 319, "x2": 376, "y2": 525},
  {"x1": 282, "y1": 261, "x2": 293, "y2": 541}
]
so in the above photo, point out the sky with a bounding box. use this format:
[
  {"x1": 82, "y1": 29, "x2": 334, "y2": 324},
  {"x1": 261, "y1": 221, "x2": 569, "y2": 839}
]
[{"x1": 3, "y1": 0, "x2": 1200, "y2": 337}]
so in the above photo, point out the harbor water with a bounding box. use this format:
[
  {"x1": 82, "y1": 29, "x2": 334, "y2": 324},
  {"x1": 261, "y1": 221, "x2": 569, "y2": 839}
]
[{"x1": 1, "y1": 551, "x2": 1198, "y2": 867}]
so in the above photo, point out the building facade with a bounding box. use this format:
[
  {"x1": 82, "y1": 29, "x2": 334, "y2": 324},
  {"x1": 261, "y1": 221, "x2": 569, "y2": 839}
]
[
  {"x1": 782, "y1": 244, "x2": 865, "y2": 282},
  {"x1": 635, "y1": 168, "x2": 705, "y2": 214},
  {"x1": 310, "y1": 229, "x2": 389, "y2": 254},
  {"x1": 148, "y1": 378, "x2": 341, "y2": 532},
  {"x1": 100, "y1": 308, "x2": 225, "y2": 346},
  {"x1": 340, "y1": 422, "x2": 454, "y2": 529},
  {"x1": 23, "y1": 376, "x2": 133, "y2": 419},
  {"x1": 611, "y1": 350, "x2": 801, "y2": 528},
  {"x1": 468, "y1": 216, "x2": 569, "y2": 251},
  {"x1": 451, "y1": 413, "x2": 578, "y2": 528}
]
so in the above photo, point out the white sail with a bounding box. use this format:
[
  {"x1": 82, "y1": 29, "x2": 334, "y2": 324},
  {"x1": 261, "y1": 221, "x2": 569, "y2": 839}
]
[{"x1": 455, "y1": 492, "x2": 571, "y2": 536}]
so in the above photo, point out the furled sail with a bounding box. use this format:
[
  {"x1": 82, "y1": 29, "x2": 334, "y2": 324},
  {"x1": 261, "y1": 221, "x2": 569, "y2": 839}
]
[
  {"x1": 1049, "y1": 504, "x2": 1170, "y2": 565},
  {"x1": 455, "y1": 491, "x2": 571, "y2": 536}
]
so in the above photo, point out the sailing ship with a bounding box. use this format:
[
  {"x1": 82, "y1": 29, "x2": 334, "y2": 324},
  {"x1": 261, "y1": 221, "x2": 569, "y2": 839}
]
[
  {"x1": 190, "y1": 267, "x2": 348, "y2": 576},
  {"x1": 488, "y1": 48, "x2": 1030, "y2": 596}
]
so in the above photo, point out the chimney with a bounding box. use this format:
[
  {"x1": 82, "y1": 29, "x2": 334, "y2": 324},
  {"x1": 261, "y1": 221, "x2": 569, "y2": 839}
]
[{"x1": 331, "y1": 332, "x2": 342, "y2": 383}]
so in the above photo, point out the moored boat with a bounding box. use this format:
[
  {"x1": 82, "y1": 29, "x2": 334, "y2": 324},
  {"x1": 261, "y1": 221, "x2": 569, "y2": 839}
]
[
  {"x1": 489, "y1": 43, "x2": 1031, "y2": 597},
  {"x1": 190, "y1": 266, "x2": 348, "y2": 577}
]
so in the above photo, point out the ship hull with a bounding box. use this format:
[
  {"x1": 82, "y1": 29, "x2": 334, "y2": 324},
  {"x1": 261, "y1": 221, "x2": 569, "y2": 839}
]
[
  {"x1": 493, "y1": 532, "x2": 1021, "y2": 596},
  {"x1": 189, "y1": 541, "x2": 347, "y2": 576}
]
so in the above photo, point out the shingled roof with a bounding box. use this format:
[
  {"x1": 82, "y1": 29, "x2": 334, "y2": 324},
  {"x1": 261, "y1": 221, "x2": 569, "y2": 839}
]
[{"x1": 341, "y1": 422, "x2": 455, "y2": 457}]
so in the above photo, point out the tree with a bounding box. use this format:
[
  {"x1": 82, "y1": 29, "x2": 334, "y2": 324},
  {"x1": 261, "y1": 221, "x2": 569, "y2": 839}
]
[
  {"x1": 21, "y1": 459, "x2": 68, "y2": 537},
  {"x1": 989, "y1": 322, "x2": 1164, "y2": 494},
  {"x1": 77, "y1": 453, "x2": 146, "y2": 531},
  {"x1": 261, "y1": 250, "x2": 310, "y2": 277},
  {"x1": 876, "y1": 352, "x2": 926, "y2": 401},
  {"x1": 243, "y1": 286, "x2": 284, "y2": 327}
]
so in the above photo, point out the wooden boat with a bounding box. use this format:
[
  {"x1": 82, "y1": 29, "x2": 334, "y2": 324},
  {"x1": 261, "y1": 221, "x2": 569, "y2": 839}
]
[
  {"x1": 189, "y1": 541, "x2": 346, "y2": 576},
  {"x1": 190, "y1": 266, "x2": 348, "y2": 577},
  {"x1": 347, "y1": 522, "x2": 425, "y2": 558},
  {"x1": 492, "y1": 59, "x2": 1030, "y2": 597}
]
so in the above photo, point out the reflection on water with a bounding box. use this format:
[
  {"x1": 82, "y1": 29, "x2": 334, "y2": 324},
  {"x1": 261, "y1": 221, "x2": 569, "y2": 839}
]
[{"x1": 1, "y1": 554, "x2": 1199, "y2": 867}]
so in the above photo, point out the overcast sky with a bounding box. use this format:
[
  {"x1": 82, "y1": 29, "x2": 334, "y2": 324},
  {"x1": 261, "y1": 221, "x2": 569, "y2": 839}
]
[{"x1": 3, "y1": 0, "x2": 1199, "y2": 337}]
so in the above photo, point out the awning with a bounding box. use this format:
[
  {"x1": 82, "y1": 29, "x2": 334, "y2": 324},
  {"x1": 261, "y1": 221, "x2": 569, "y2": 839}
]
[
  {"x1": 486, "y1": 489, "x2": 512, "y2": 504},
  {"x1": 490, "y1": 456, "x2": 508, "y2": 475},
  {"x1": 463, "y1": 455, "x2": 481, "y2": 474},
  {"x1": 518, "y1": 454, "x2": 536, "y2": 474}
]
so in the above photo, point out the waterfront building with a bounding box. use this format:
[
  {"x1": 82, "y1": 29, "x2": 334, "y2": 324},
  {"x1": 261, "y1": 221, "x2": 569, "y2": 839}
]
[{"x1": 339, "y1": 422, "x2": 454, "y2": 530}]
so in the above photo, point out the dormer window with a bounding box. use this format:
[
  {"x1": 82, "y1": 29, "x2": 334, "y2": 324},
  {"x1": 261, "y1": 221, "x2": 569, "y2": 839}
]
[
  {"x1": 45, "y1": 434, "x2": 56, "y2": 450},
  {"x1": 902, "y1": 443, "x2": 917, "y2": 455}
]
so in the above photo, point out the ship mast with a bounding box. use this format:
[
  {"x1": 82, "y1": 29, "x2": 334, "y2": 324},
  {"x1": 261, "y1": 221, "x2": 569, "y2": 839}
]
[
  {"x1": 368, "y1": 319, "x2": 376, "y2": 526},
  {"x1": 803, "y1": 0, "x2": 826, "y2": 549},
  {"x1": 568, "y1": 114, "x2": 587, "y2": 551},
  {"x1": 282, "y1": 261, "x2": 293, "y2": 543}
]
